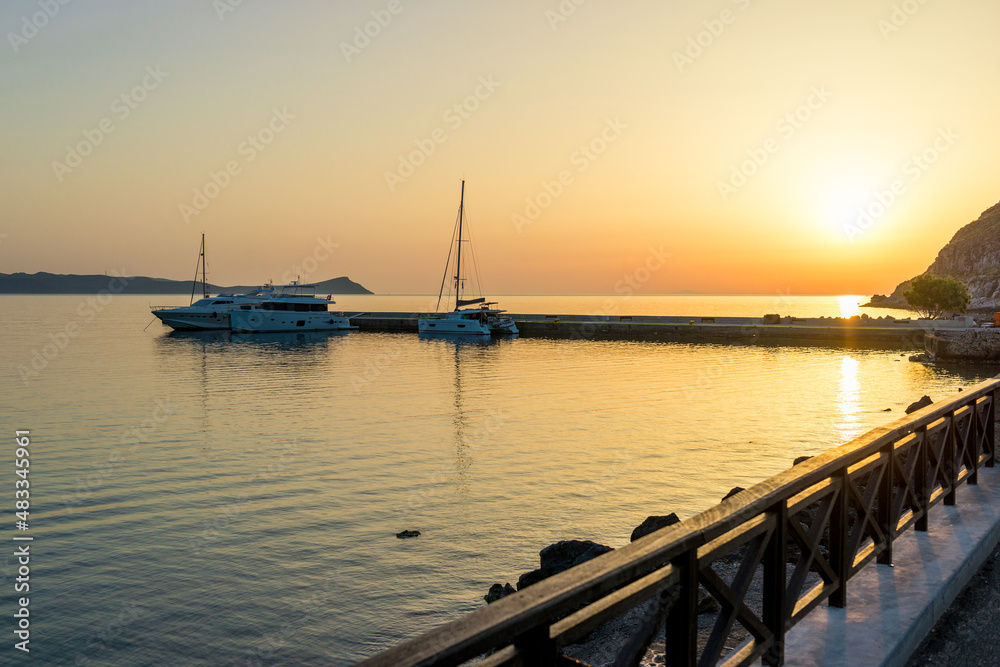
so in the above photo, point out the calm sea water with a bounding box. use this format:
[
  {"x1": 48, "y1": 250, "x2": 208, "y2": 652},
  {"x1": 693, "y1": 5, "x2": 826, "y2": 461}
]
[{"x1": 2, "y1": 294, "x2": 994, "y2": 665}]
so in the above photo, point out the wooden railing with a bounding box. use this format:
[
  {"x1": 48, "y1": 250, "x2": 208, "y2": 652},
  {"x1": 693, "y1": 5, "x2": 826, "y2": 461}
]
[{"x1": 358, "y1": 376, "x2": 1000, "y2": 667}]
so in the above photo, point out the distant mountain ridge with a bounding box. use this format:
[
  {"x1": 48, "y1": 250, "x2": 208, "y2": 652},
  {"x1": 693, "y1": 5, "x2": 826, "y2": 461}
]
[
  {"x1": 0, "y1": 272, "x2": 373, "y2": 295},
  {"x1": 868, "y1": 201, "x2": 1000, "y2": 311}
]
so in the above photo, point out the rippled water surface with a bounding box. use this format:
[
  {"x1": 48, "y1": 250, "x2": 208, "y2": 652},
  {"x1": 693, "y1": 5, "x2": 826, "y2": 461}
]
[{"x1": 2, "y1": 295, "x2": 995, "y2": 665}]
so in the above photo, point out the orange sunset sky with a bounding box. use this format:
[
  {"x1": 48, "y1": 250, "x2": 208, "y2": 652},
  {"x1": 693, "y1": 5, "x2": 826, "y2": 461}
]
[{"x1": 2, "y1": 0, "x2": 999, "y2": 295}]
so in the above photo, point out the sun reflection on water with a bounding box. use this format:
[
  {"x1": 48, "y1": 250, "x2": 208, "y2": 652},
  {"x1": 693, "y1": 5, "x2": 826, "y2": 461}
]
[{"x1": 837, "y1": 355, "x2": 863, "y2": 442}]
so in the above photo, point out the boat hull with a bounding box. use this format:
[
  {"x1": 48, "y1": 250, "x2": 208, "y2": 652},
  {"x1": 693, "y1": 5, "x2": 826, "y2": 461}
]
[
  {"x1": 229, "y1": 311, "x2": 356, "y2": 333},
  {"x1": 418, "y1": 317, "x2": 490, "y2": 335},
  {"x1": 489, "y1": 321, "x2": 519, "y2": 335},
  {"x1": 417, "y1": 311, "x2": 518, "y2": 336},
  {"x1": 152, "y1": 310, "x2": 231, "y2": 331}
]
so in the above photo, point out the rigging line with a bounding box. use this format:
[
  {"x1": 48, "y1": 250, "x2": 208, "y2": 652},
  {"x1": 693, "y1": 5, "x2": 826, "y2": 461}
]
[
  {"x1": 464, "y1": 205, "x2": 485, "y2": 299},
  {"x1": 434, "y1": 204, "x2": 462, "y2": 312},
  {"x1": 190, "y1": 234, "x2": 203, "y2": 305}
]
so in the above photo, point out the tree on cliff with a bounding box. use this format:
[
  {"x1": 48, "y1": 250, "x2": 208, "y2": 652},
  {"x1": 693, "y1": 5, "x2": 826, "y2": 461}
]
[{"x1": 903, "y1": 274, "x2": 970, "y2": 319}]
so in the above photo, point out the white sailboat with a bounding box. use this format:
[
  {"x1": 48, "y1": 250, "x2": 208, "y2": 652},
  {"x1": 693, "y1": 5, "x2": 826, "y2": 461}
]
[
  {"x1": 418, "y1": 181, "x2": 518, "y2": 336},
  {"x1": 151, "y1": 234, "x2": 275, "y2": 331}
]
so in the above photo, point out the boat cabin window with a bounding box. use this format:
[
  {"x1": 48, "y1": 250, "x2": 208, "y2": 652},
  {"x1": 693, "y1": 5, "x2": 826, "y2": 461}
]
[{"x1": 260, "y1": 302, "x2": 327, "y2": 312}]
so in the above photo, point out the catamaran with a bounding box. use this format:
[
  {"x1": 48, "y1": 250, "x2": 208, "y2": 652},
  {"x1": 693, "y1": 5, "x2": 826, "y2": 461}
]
[{"x1": 418, "y1": 181, "x2": 518, "y2": 336}]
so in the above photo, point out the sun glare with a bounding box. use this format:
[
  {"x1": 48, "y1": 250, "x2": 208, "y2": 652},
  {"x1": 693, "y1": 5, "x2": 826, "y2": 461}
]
[
  {"x1": 838, "y1": 295, "x2": 860, "y2": 318},
  {"x1": 817, "y1": 180, "x2": 873, "y2": 243}
]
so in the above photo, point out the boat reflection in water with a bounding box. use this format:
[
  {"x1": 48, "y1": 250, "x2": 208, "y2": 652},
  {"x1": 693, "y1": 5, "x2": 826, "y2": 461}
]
[
  {"x1": 417, "y1": 332, "x2": 517, "y2": 346},
  {"x1": 414, "y1": 333, "x2": 519, "y2": 500},
  {"x1": 159, "y1": 328, "x2": 352, "y2": 350}
]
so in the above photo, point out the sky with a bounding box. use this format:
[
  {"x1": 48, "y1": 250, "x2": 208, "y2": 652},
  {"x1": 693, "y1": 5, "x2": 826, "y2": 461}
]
[{"x1": 2, "y1": 0, "x2": 999, "y2": 295}]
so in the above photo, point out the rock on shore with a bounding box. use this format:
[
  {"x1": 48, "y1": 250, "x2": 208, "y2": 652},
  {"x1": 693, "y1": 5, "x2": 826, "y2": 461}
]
[
  {"x1": 905, "y1": 395, "x2": 934, "y2": 414},
  {"x1": 517, "y1": 540, "x2": 614, "y2": 590},
  {"x1": 630, "y1": 514, "x2": 680, "y2": 542}
]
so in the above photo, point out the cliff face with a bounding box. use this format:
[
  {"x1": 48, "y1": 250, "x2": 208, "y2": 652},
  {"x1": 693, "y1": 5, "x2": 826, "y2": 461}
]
[{"x1": 871, "y1": 202, "x2": 1000, "y2": 311}]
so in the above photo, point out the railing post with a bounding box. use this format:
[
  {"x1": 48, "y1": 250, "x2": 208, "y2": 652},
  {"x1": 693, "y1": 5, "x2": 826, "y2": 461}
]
[
  {"x1": 945, "y1": 410, "x2": 958, "y2": 506},
  {"x1": 988, "y1": 388, "x2": 998, "y2": 467},
  {"x1": 829, "y1": 468, "x2": 849, "y2": 608},
  {"x1": 664, "y1": 549, "x2": 698, "y2": 666},
  {"x1": 915, "y1": 426, "x2": 930, "y2": 532},
  {"x1": 763, "y1": 501, "x2": 787, "y2": 666},
  {"x1": 877, "y1": 443, "x2": 894, "y2": 565},
  {"x1": 970, "y1": 399, "x2": 981, "y2": 486}
]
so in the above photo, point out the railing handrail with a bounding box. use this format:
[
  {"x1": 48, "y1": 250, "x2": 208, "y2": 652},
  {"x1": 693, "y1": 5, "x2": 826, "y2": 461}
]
[{"x1": 359, "y1": 375, "x2": 1000, "y2": 667}]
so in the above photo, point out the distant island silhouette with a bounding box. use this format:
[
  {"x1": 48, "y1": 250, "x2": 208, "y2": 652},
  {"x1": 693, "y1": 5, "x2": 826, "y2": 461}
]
[{"x1": 0, "y1": 272, "x2": 373, "y2": 295}]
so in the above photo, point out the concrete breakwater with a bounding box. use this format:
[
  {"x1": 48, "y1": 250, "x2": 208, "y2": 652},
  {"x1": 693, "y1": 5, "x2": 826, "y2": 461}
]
[
  {"x1": 925, "y1": 329, "x2": 1000, "y2": 361},
  {"x1": 349, "y1": 312, "x2": 975, "y2": 349}
]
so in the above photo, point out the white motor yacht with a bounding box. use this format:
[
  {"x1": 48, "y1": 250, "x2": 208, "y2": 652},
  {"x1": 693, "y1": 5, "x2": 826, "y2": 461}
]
[{"x1": 229, "y1": 282, "x2": 357, "y2": 333}]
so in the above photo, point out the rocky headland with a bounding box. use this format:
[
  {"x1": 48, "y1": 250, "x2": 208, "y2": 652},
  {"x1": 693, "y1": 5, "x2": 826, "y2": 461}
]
[{"x1": 866, "y1": 201, "x2": 1000, "y2": 312}]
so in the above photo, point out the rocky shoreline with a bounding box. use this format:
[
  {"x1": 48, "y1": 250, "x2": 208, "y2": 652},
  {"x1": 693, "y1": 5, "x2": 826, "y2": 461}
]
[
  {"x1": 475, "y1": 415, "x2": 941, "y2": 664},
  {"x1": 478, "y1": 483, "x2": 808, "y2": 665}
]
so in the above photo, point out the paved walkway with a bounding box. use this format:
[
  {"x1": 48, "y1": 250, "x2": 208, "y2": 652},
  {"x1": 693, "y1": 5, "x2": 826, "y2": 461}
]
[
  {"x1": 905, "y1": 537, "x2": 1000, "y2": 666},
  {"x1": 783, "y1": 465, "x2": 1000, "y2": 667}
]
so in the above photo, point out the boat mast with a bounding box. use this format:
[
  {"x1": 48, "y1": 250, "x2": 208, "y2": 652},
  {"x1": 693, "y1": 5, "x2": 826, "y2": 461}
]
[
  {"x1": 190, "y1": 233, "x2": 208, "y2": 305},
  {"x1": 454, "y1": 180, "x2": 465, "y2": 312},
  {"x1": 201, "y1": 233, "x2": 208, "y2": 299}
]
